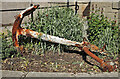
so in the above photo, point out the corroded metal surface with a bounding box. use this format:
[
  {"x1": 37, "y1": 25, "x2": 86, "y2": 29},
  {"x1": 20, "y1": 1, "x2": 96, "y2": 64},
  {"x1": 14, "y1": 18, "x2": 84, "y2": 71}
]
[
  {"x1": 20, "y1": 28, "x2": 83, "y2": 46},
  {"x1": 12, "y1": 4, "x2": 115, "y2": 72}
]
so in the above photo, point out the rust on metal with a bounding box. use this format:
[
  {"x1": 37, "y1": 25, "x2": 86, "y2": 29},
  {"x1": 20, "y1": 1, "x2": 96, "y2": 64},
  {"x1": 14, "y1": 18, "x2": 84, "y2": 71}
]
[
  {"x1": 12, "y1": 5, "x2": 39, "y2": 47},
  {"x1": 12, "y1": 4, "x2": 115, "y2": 72}
]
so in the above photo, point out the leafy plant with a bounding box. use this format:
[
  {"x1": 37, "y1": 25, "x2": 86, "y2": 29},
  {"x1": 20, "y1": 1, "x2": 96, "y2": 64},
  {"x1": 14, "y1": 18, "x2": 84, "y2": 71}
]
[
  {"x1": 87, "y1": 8, "x2": 119, "y2": 56},
  {"x1": 1, "y1": 29, "x2": 16, "y2": 59},
  {"x1": 24, "y1": 7, "x2": 83, "y2": 54}
]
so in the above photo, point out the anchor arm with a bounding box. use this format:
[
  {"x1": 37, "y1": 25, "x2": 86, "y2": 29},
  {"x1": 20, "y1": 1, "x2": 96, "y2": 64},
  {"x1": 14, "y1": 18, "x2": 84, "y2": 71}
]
[{"x1": 12, "y1": 5, "x2": 115, "y2": 72}]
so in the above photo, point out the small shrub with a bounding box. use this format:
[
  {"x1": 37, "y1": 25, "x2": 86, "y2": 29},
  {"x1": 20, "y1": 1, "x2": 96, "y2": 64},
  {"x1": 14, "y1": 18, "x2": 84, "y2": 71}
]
[
  {"x1": 1, "y1": 29, "x2": 16, "y2": 59},
  {"x1": 87, "y1": 9, "x2": 119, "y2": 56}
]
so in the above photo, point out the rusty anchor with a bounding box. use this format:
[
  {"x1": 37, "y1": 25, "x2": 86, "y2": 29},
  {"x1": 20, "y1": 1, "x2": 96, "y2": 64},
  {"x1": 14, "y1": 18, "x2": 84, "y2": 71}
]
[{"x1": 12, "y1": 5, "x2": 116, "y2": 72}]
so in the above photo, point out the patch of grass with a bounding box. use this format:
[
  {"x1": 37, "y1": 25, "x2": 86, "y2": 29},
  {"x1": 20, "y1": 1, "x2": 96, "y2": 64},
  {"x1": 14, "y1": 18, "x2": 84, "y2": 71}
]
[{"x1": 24, "y1": 7, "x2": 84, "y2": 55}]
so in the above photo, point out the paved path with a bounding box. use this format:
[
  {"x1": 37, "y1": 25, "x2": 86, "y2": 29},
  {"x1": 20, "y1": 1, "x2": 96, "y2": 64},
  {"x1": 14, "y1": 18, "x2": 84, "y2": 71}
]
[{"x1": 1, "y1": 70, "x2": 119, "y2": 78}]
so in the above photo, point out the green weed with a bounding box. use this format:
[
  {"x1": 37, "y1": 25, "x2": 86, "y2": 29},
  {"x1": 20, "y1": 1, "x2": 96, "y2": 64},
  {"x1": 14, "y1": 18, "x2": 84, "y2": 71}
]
[
  {"x1": 87, "y1": 7, "x2": 119, "y2": 57},
  {"x1": 24, "y1": 7, "x2": 83, "y2": 54}
]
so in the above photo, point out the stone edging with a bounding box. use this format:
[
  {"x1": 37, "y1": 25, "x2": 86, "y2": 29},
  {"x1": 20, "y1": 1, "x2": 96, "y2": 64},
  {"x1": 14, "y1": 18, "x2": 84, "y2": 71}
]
[{"x1": 1, "y1": 70, "x2": 119, "y2": 78}]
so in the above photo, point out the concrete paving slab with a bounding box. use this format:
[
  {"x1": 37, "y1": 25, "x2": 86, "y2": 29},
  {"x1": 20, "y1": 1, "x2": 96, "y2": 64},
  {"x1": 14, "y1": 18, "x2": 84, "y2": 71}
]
[
  {"x1": 1, "y1": 70, "x2": 119, "y2": 78},
  {"x1": 118, "y1": 73, "x2": 120, "y2": 79},
  {"x1": 74, "y1": 72, "x2": 119, "y2": 77},
  {"x1": 26, "y1": 72, "x2": 74, "y2": 77},
  {"x1": 2, "y1": 70, "x2": 28, "y2": 77},
  {"x1": 0, "y1": 70, "x2": 2, "y2": 79}
]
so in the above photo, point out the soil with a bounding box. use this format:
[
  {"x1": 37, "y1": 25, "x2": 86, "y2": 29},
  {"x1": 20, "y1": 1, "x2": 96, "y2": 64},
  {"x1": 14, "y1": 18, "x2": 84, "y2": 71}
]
[{"x1": 2, "y1": 50, "x2": 119, "y2": 74}]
